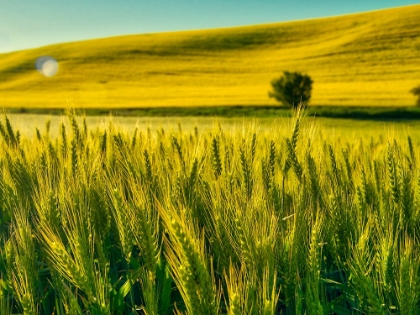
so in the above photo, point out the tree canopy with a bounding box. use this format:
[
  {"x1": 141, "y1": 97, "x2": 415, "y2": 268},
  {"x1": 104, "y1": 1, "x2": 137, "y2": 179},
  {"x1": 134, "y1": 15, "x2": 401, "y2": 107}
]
[{"x1": 269, "y1": 71, "x2": 313, "y2": 108}]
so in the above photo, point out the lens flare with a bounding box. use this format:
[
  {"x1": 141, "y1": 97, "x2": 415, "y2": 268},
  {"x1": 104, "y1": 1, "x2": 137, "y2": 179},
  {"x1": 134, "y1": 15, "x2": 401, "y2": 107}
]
[{"x1": 35, "y1": 56, "x2": 59, "y2": 77}]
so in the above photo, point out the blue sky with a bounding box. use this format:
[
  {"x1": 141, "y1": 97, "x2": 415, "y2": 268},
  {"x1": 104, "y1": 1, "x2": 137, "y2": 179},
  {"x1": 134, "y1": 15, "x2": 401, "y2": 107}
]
[{"x1": 0, "y1": 0, "x2": 418, "y2": 53}]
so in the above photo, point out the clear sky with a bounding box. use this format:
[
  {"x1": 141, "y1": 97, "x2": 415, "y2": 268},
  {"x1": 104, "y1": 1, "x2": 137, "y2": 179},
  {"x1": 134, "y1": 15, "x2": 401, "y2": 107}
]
[{"x1": 0, "y1": 0, "x2": 418, "y2": 53}]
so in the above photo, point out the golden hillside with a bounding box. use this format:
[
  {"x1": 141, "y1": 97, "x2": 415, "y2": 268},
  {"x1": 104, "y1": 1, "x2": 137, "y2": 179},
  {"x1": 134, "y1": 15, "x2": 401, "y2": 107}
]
[{"x1": 0, "y1": 4, "x2": 420, "y2": 108}]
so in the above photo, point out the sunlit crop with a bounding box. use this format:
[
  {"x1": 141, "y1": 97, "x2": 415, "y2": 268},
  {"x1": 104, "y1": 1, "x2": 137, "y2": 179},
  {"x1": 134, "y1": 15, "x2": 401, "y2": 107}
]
[{"x1": 0, "y1": 109, "x2": 420, "y2": 314}]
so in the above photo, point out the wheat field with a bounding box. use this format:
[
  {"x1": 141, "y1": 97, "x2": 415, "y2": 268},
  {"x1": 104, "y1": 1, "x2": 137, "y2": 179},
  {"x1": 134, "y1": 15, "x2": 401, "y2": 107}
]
[
  {"x1": 1, "y1": 4, "x2": 420, "y2": 108},
  {"x1": 0, "y1": 109, "x2": 420, "y2": 314}
]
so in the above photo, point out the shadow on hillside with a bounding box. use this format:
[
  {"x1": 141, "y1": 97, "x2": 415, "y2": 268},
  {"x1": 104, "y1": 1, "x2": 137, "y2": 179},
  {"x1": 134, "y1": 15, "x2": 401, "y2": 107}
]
[{"x1": 6, "y1": 106, "x2": 420, "y2": 121}]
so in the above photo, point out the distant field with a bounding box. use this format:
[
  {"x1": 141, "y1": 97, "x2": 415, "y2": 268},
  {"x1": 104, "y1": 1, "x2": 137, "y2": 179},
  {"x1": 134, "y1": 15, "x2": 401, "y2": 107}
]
[
  {"x1": 7, "y1": 114, "x2": 420, "y2": 141},
  {"x1": 0, "y1": 4, "x2": 420, "y2": 108}
]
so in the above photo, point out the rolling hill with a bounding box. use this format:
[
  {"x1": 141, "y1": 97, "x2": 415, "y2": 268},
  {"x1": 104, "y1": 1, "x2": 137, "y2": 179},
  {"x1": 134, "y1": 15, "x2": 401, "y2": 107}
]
[{"x1": 0, "y1": 4, "x2": 420, "y2": 108}]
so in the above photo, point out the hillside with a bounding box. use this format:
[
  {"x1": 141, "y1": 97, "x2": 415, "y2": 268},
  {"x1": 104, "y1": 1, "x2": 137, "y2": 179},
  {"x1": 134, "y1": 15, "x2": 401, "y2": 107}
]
[{"x1": 0, "y1": 4, "x2": 420, "y2": 108}]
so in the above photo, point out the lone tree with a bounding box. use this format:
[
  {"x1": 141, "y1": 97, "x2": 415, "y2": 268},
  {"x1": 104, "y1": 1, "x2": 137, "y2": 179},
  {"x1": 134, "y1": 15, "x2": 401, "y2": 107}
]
[
  {"x1": 411, "y1": 85, "x2": 420, "y2": 106},
  {"x1": 269, "y1": 71, "x2": 313, "y2": 108}
]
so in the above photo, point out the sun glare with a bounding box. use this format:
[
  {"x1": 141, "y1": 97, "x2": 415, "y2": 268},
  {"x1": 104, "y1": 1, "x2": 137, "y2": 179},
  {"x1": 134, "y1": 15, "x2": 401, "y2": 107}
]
[{"x1": 35, "y1": 56, "x2": 59, "y2": 77}]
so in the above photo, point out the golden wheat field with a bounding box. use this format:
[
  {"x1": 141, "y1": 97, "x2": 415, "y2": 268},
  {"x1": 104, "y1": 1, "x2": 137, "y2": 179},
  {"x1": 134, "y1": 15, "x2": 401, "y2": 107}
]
[
  {"x1": 2, "y1": 2, "x2": 420, "y2": 314},
  {"x1": 1, "y1": 111, "x2": 420, "y2": 314},
  {"x1": 0, "y1": 4, "x2": 420, "y2": 108}
]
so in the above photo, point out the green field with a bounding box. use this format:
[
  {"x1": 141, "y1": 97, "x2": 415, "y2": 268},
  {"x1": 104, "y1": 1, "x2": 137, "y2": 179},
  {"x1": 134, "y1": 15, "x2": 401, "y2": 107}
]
[
  {"x1": 1, "y1": 112, "x2": 420, "y2": 314},
  {"x1": 1, "y1": 4, "x2": 420, "y2": 108},
  {"x1": 5, "y1": 113, "x2": 420, "y2": 139}
]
